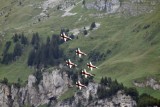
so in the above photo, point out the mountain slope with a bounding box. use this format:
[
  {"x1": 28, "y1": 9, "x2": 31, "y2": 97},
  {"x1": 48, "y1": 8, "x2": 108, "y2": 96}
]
[
  {"x1": 0, "y1": 0, "x2": 160, "y2": 100},
  {"x1": 62, "y1": 7, "x2": 160, "y2": 98}
]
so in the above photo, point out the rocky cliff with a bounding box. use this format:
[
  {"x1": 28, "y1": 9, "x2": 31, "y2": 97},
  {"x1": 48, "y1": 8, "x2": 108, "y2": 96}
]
[
  {"x1": 0, "y1": 68, "x2": 137, "y2": 107},
  {"x1": 57, "y1": 83, "x2": 136, "y2": 107},
  {"x1": 85, "y1": 0, "x2": 159, "y2": 16},
  {"x1": 0, "y1": 69, "x2": 69, "y2": 107},
  {"x1": 133, "y1": 78, "x2": 160, "y2": 90}
]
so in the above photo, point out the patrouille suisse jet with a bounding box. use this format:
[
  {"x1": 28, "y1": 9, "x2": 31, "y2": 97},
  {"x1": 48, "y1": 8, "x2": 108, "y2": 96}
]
[
  {"x1": 66, "y1": 59, "x2": 77, "y2": 68},
  {"x1": 81, "y1": 69, "x2": 95, "y2": 78},
  {"x1": 75, "y1": 48, "x2": 87, "y2": 58},
  {"x1": 87, "y1": 62, "x2": 98, "y2": 71},
  {"x1": 60, "y1": 32, "x2": 72, "y2": 42},
  {"x1": 76, "y1": 81, "x2": 87, "y2": 90}
]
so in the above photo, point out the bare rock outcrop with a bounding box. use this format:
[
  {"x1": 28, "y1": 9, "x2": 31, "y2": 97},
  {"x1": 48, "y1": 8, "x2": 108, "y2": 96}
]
[
  {"x1": 85, "y1": 0, "x2": 159, "y2": 16},
  {"x1": 57, "y1": 83, "x2": 136, "y2": 107},
  {"x1": 133, "y1": 78, "x2": 160, "y2": 90},
  {"x1": 85, "y1": 0, "x2": 120, "y2": 13},
  {"x1": 0, "y1": 69, "x2": 69, "y2": 107}
]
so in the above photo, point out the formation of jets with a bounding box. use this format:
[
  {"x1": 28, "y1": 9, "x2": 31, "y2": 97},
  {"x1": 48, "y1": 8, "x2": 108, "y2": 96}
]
[{"x1": 60, "y1": 32, "x2": 99, "y2": 90}]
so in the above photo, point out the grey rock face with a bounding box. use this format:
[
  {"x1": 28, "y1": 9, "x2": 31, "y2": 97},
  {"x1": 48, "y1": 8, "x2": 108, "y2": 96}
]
[
  {"x1": 0, "y1": 69, "x2": 69, "y2": 107},
  {"x1": 0, "y1": 72, "x2": 137, "y2": 107},
  {"x1": 85, "y1": 0, "x2": 159, "y2": 16},
  {"x1": 0, "y1": 84, "x2": 10, "y2": 107},
  {"x1": 57, "y1": 83, "x2": 136, "y2": 107},
  {"x1": 85, "y1": 0, "x2": 120, "y2": 13},
  {"x1": 133, "y1": 78, "x2": 160, "y2": 90}
]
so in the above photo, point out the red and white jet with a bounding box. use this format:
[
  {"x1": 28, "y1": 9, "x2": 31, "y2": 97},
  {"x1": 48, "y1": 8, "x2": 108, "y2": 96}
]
[
  {"x1": 66, "y1": 59, "x2": 77, "y2": 68},
  {"x1": 75, "y1": 48, "x2": 87, "y2": 58},
  {"x1": 60, "y1": 32, "x2": 72, "y2": 42},
  {"x1": 76, "y1": 81, "x2": 87, "y2": 90},
  {"x1": 87, "y1": 62, "x2": 98, "y2": 71},
  {"x1": 82, "y1": 69, "x2": 95, "y2": 78}
]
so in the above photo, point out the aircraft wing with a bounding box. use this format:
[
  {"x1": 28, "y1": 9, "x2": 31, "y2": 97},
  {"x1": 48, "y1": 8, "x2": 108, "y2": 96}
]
[
  {"x1": 83, "y1": 53, "x2": 87, "y2": 56},
  {"x1": 68, "y1": 37, "x2": 72, "y2": 40},
  {"x1": 79, "y1": 86, "x2": 82, "y2": 90},
  {"x1": 78, "y1": 54, "x2": 82, "y2": 58},
  {"x1": 87, "y1": 65, "x2": 89, "y2": 68},
  {"x1": 63, "y1": 38, "x2": 67, "y2": 42},
  {"x1": 85, "y1": 75, "x2": 88, "y2": 78}
]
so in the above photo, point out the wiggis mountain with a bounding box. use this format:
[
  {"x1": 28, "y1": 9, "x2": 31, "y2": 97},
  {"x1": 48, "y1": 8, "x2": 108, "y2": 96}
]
[{"x1": 0, "y1": 0, "x2": 160, "y2": 107}]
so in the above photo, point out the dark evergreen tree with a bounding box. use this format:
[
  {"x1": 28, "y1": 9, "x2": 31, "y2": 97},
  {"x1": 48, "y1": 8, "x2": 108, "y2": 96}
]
[
  {"x1": 13, "y1": 33, "x2": 19, "y2": 43},
  {"x1": 34, "y1": 41, "x2": 40, "y2": 50},
  {"x1": 39, "y1": 44, "x2": 47, "y2": 67},
  {"x1": 82, "y1": 0, "x2": 86, "y2": 5},
  {"x1": 100, "y1": 77, "x2": 104, "y2": 85},
  {"x1": 1, "y1": 34, "x2": 29, "y2": 64},
  {"x1": 98, "y1": 77, "x2": 125, "y2": 99},
  {"x1": 125, "y1": 87, "x2": 139, "y2": 101},
  {"x1": 31, "y1": 32, "x2": 40, "y2": 46},
  {"x1": 83, "y1": 29, "x2": 88, "y2": 35},
  {"x1": 137, "y1": 93, "x2": 160, "y2": 107},
  {"x1": 33, "y1": 48, "x2": 41, "y2": 68},
  {"x1": 90, "y1": 22, "x2": 96, "y2": 30},
  {"x1": 31, "y1": 34, "x2": 36, "y2": 45},
  {"x1": 21, "y1": 33, "x2": 28, "y2": 45},
  {"x1": 81, "y1": 78, "x2": 89, "y2": 86},
  {"x1": 107, "y1": 77, "x2": 112, "y2": 86},
  {"x1": 1, "y1": 77, "x2": 8, "y2": 85},
  {"x1": 97, "y1": 85, "x2": 107, "y2": 99},
  {"x1": 13, "y1": 43, "x2": 22, "y2": 59},
  {"x1": 27, "y1": 50, "x2": 36, "y2": 66},
  {"x1": 1, "y1": 53, "x2": 13, "y2": 64},
  {"x1": 3, "y1": 41, "x2": 11, "y2": 55},
  {"x1": 28, "y1": 34, "x2": 63, "y2": 68},
  {"x1": 34, "y1": 70, "x2": 43, "y2": 85}
]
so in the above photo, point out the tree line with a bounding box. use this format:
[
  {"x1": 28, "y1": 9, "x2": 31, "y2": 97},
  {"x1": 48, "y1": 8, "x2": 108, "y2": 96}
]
[
  {"x1": 1, "y1": 33, "x2": 28, "y2": 64},
  {"x1": 97, "y1": 77, "x2": 160, "y2": 107},
  {"x1": 27, "y1": 33, "x2": 63, "y2": 68}
]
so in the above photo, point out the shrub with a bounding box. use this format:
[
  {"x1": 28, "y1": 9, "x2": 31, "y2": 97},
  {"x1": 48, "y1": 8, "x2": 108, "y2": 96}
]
[
  {"x1": 1, "y1": 77, "x2": 8, "y2": 85},
  {"x1": 83, "y1": 29, "x2": 88, "y2": 35},
  {"x1": 90, "y1": 22, "x2": 96, "y2": 30}
]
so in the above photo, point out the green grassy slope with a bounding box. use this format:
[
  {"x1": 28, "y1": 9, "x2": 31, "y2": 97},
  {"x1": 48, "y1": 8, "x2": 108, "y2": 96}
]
[
  {"x1": 0, "y1": 0, "x2": 160, "y2": 99},
  {"x1": 61, "y1": 6, "x2": 160, "y2": 98},
  {"x1": 0, "y1": 46, "x2": 34, "y2": 83}
]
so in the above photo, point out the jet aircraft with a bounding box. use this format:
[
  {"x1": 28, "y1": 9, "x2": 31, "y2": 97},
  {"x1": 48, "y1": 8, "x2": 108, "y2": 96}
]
[
  {"x1": 87, "y1": 62, "x2": 98, "y2": 71},
  {"x1": 75, "y1": 48, "x2": 87, "y2": 58},
  {"x1": 76, "y1": 81, "x2": 87, "y2": 90},
  {"x1": 66, "y1": 59, "x2": 77, "y2": 68},
  {"x1": 60, "y1": 32, "x2": 72, "y2": 42},
  {"x1": 81, "y1": 69, "x2": 95, "y2": 78}
]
